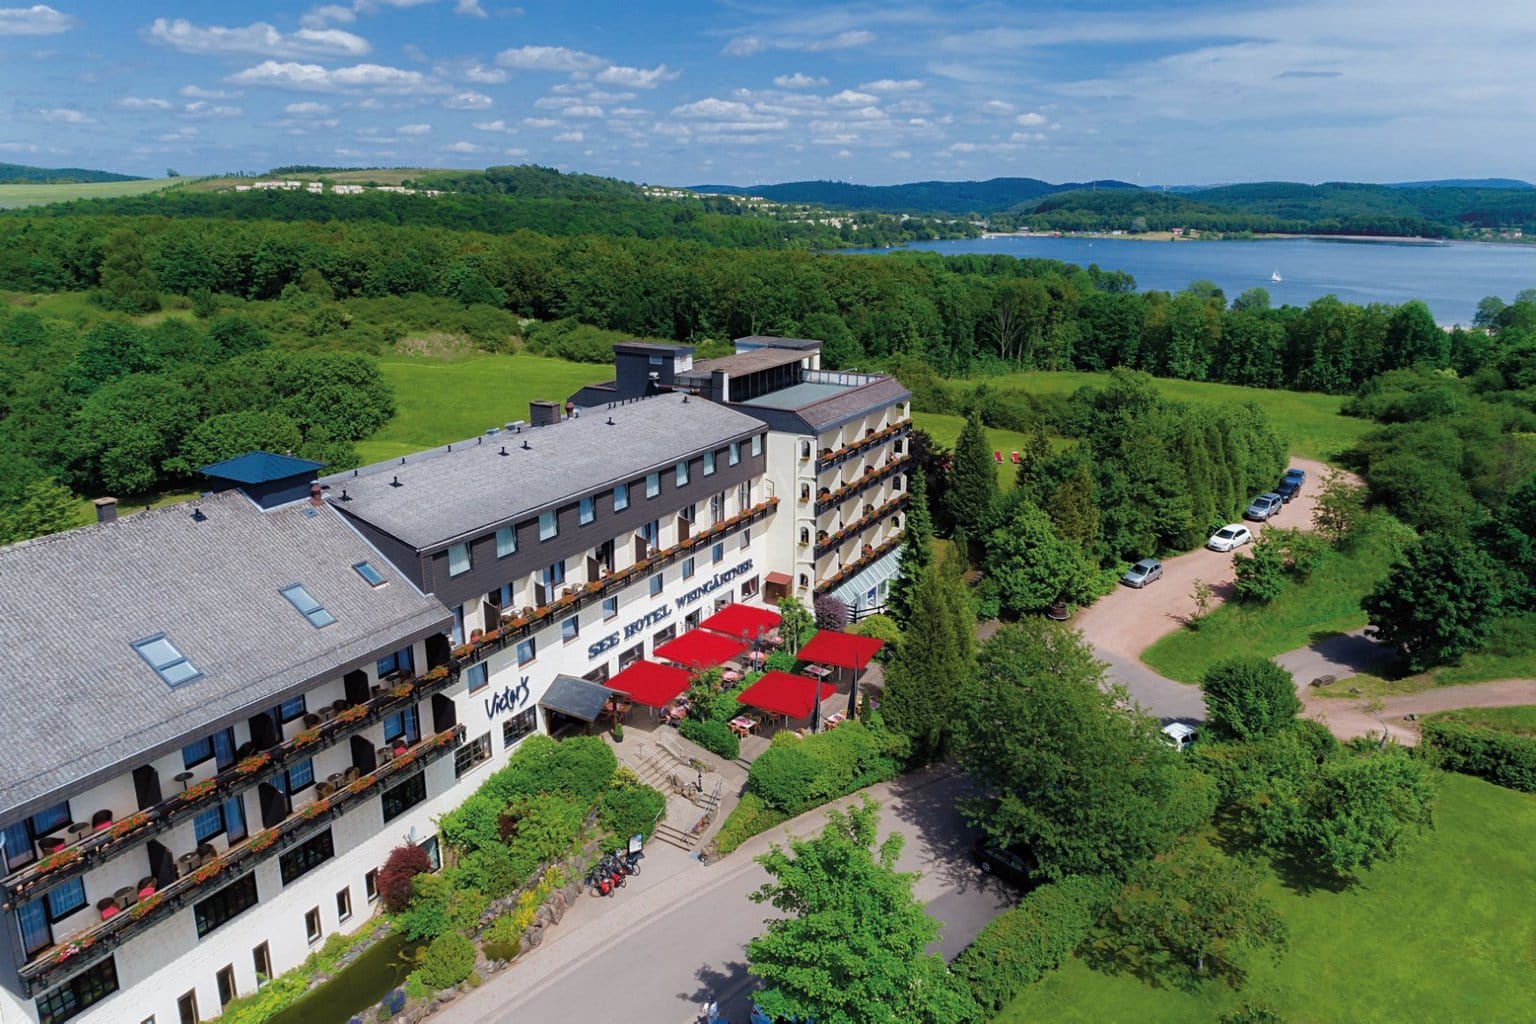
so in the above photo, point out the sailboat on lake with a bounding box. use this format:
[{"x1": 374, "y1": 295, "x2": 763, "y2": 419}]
[{"x1": 1270, "y1": 268, "x2": 1282, "y2": 283}]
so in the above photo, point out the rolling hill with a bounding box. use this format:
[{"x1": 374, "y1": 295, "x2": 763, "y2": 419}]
[
  {"x1": 687, "y1": 177, "x2": 1138, "y2": 215},
  {"x1": 0, "y1": 162, "x2": 144, "y2": 184}
]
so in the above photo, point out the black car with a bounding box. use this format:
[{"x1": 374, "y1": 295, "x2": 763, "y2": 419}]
[
  {"x1": 972, "y1": 838, "x2": 1037, "y2": 888},
  {"x1": 1275, "y1": 477, "x2": 1301, "y2": 502}
]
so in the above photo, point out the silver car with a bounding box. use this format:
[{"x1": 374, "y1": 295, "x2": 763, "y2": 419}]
[
  {"x1": 1123, "y1": 558, "x2": 1163, "y2": 587},
  {"x1": 1244, "y1": 493, "x2": 1284, "y2": 522}
]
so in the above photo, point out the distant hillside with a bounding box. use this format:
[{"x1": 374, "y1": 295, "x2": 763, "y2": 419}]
[
  {"x1": 1386, "y1": 178, "x2": 1534, "y2": 190},
  {"x1": 686, "y1": 177, "x2": 1138, "y2": 215},
  {"x1": 0, "y1": 162, "x2": 144, "y2": 184}
]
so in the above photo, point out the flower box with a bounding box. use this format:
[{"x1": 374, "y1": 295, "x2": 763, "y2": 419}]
[
  {"x1": 452, "y1": 644, "x2": 475, "y2": 660},
  {"x1": 129, "y1": 893, "x2": 163, "y2": 920},
  {"x1": 181, "y1": 779, "x2": 217, "y2": 802},
  {"x1": 335, "y1": 706, "x2": 368, "y2": 726},
  {"x1": 191, "y1": 858, "x2": 225, "y2": 885},
  {"x1": 291, "y1": 729, "x2": 321, "y2": 749},
  {"x1": 389, "y1": 682, "x2": 414, "y2": 699},
  {"x1": 301, "y1": 800, "x2": 330, "y2": 820},
  {"x1": 108, "y1": 812, "x2": 151, "y2": 839},
  {"x1": 36, "y1": 848, "x2": 80, "y2": 875},
  {"x1": 235, "y1": 753, "x2": 271, "y2": 776},
  {"x1": 247, "y1": 830, "x2": 277, "y2": 853}
]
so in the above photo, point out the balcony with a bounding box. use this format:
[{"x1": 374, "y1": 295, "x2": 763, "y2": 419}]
[
  {"x1": 814, "y1": 454, "x2": 909, "y2": 516},
  {"x1": 461, "y1": 496, "x2": 779, "y2": 668},
  {"x1": 18, "y1": 726, "x2": 465, "y2": 996},
  {"x1": 815, "y1": 532, "x2": 904, "y2": 595},
  {"x1": 814, "y1": 493, "x2": 909, "y2": 557},
  {"x1": 815, "y1": 419, "x2": 912, "y2": 474}
]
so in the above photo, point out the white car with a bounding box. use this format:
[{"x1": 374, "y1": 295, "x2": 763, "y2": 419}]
[
  {"x1": 1161, "y1": 722, "x2": 1197, "y2": 751},
  {"x1": 1207, "y1": 523, "x2": 1253, "y2": 552}
]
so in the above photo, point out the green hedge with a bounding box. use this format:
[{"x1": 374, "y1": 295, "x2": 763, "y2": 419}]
[
  {"x1": 439, "y1": 735, "x2": 615, "y2": 851},
  {"x1": 410, "y1": 931, "x2": 476, "y2": 992},
  {"x1": 712, "y1": 792, "x2": 789, "y2": 856},
  {"x1": 744, "y1": 722, "x2": 903, "y2": 817},
  {"x1": 680, "y1": 718, "x2": 740, "y2": 760},
  {"x1": 1421, "y1": 720, "x2": 1536, "y2": 792},
  {"x1": 951, "y1": 874, "x2": 1120, "y2": 1014},
  {"x1": 598, "y1": 772, "x2": 667, "y2": 842}
]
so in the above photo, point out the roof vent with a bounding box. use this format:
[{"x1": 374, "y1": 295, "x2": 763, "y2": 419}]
[
  {"x1": 606, "y1": 416, "x2": 615, "y2": 426},
  {"x1": 390, "y1": 475, "x2": 403, "y2": 488},
  {"x1": 190, "y1": 507, "x2": 207, "y2": 522},
  {"x1": 499, "y1": 446, "x2": 509, "y2": 457},
  {"x1": 447, "y1": 444, "x2": 452, "y2": 452},
  {"x1": 521, "y1": 439, "x2": 532, "y2": 451},
  {"x1": 339, "y1": 488, "x2": 351, "y2": 502}
]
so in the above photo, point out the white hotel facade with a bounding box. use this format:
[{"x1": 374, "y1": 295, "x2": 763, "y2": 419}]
[{"x1": 0, "y1": 337, "x2": 908, "y2": 1024}]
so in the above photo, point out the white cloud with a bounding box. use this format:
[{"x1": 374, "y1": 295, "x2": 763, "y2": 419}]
[
  {"x1": 723, "y1": 36, "x2": 764, "y2": 56},
  {"x1": 180, "y1": 85, "x2": 239, "y2": 99},
  {"x1": 860, "y1": 78, "x2": 923, "y2": 92},
  {"x1": 522, "y1": 117, "x2": 559, "y2": 128},
  {"x1": 454, "y1": 0, "x2": 486, "y2": 17},
  {"x1": 473, "y1": 118, "x2": 512, "y2": 132},
  {"x1": 495, "y1": 45, "x2": 604, "y2": 72},
  {"x1": 447, "y1": 140, "x2": 482, "y2": 152},
  {"x1": 184, "y1": 101, "x2": 244, "y2": 118},
  {"x1": 397, "y1": 122, "x2": 432, "y2": 135},
  {"x1": 38, "y1": 107, "x2": 92, "y2": 124},
  {"x1": 146, "y1": 18, "x2": 371, "y2": 58},
  {"x1": 673, "y1": 98, "x2": 751, "y2": 119},
  {"x1": 595, "y1": 64, "x2": 677, "y2": 89},
  {"x1": 890, "y1": 149, "x2": 912, "y2": 159},
  {"x1": 774, "y1": 73, "x2": 827, "y2": 89},
  {"x1": 300, "y1": 5, "x2": 356, "y2": 29},
  {"x1": 1016, "y1": 111, "x2": 1047, "y2": 127},
  {"x1": 0, "y1": 4, "x2": 75, "y2": 35},
  {"x1": 443, "y1": 90, "x2": 492, "y2": 109},
  {"x1": 226, "y1": 60, "x2": 434, "y2": 93},
  {"x1": 980, "y1": 99, "x2": 1013, "y2": 115},
  {"x1": 828, "y1": 89, "x2": 878, "y2": 107},
  {"x1": 285, "y1": 101, "x2": 333, "y2": 115},
  {"x1": 805, "y1": 29, "x2": 874, "y2": 51},
  {"x1": 463, "y1": 64, "x2": 507, "y2": 84},
  {"x1": 553, "y1": 130, "x2": 584, "y2": 142},
  {"x1": 116, "y1": 97, "x2": 172, "y2": 110},
  {"x1": 562, "y1": 104, "x2": 603, "y2": 118},
  {"x1": 503, "y1": 147, "x2": 529, "y2": 158}
]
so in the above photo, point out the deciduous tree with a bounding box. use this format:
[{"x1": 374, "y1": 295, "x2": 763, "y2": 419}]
[
  {"x1": 1363, "y1": 534, "x2": 1500, "y2": 671},
  {"x1": 1200, "y1": 657, "x2": 1301, "y2": 742}
]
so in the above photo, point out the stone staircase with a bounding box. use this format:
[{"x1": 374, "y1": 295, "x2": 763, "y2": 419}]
[{"x1": 651, "y1": 779, "x2": 723, "y2": 851}]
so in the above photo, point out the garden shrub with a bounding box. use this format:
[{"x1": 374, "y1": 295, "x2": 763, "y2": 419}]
[
  {"x1": 744, "y1": 722, "x2": 903, "y2": 816},
  {"x1": 411, "y1": 931, "x2": 476, "y2": 992},
  {"x1": 377, "y1": 844, "x2": 432, "y2": 913},
  {"x1": 951, "y1": 874, "x2": 1120, "y2": 1013},
  {"x1": 453, "y1": 844, "x2": 519, "y2": 901},
  {"x1": 850, "y1": 613, "x2": 902, "y2": 658},
  {"x1": 598, "y1": 771, "x2": 667, "y2": 842},
  {"x1": 764, "y1": 650, "x2": 796, "y2": 673},
  {"x1": 1421, "y1": 720, "x2": 1536, "y2": 792},
  {"x1": 680, "y1": 717, "x2": 740, "y2": 759},
  {"x1": 396, "y1": 874, "x2": 487, "y2": 941},
  {"x1": 712, "y1": 792, "x2": 789, "y2": 855},
  {"x1": 440, "y1": 735, "x2": 616, "y2": 852}
]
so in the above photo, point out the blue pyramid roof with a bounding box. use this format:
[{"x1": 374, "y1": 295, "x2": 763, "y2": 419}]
[{"x1": 200, "y1": 451, "x2": 326, "y2": 485}]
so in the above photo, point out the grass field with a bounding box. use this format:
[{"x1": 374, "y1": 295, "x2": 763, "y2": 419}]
[
  {"x1": 997, "y1": 773, "x2": 1536, "y2": 1024},
  {"x1": 912, "y1": 412, "x2": 1040, "y2": 490},
  {"x1": 1313, "y1": 612, "x2": 1536, "y2": 699},
  {"x1": 357, "y1": 354, "x2": 601, "y2": 464},
  {"x1": 1424, "y1": 705, "x2": 1536, "y2": 736},
  {"x1": 1141, "y1": 518, "x2": 1406, "y2": 684},
  {"x1": 0, "y1": 177, "x2": 187, "y2": 209},
  {"x1": 956, "y1": 370, "x2": 1368, "y2": 462}
]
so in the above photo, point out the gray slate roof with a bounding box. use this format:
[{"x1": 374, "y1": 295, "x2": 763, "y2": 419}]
[
  {"x1": 735, "y1": 335, "x2": 824, "y2": 351},
  {"x1": 687, "y1": 348, "x2": 808, "y2": 376},
  {"x1": 0, "y1": 492, "x2": 449, "y2": 822},
  {"x1": 794, "y1": 376, "x2": 911, "y2": 431},
  {"x1": 322, "y1": 392, "x2": 767, "y2": 550}
]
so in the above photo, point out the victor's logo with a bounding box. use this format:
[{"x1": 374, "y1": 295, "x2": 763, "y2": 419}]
[{"x1": 485, "y1": 675, "x2": 531, "y2": 718}]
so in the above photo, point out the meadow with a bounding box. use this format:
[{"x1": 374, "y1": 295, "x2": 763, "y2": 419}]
[
  {"x1": 997, "y1": 773, "x2": 1536, "y2": 1024},
  {"x1": 0, "y1": 176, "x2": 187, "y2": 209}
]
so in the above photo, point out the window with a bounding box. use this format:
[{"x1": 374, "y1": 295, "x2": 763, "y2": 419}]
[
  {"x1": 377, "y1": 646, "x2": 414, "y2": 678},
  {"x1": 538, "y1": 509, "x2": 558, "y2": 540},
  {"x1": 729, "y1": 441, "x2": 740, "y2": 466},
  {"x1": 36, "y1": 956, "x2": 119, "y2": 1024},
  {"x1": 709, "y1": 492, "x2": 724, "y2": 524},
  {"x1": 649, "y1": 574, "x2": 663, "y2": 598},
  {"x1": 653, "y1": 624, "x2": 676, "y2": 647},
  {"x1": 561, "y1": 616, "x2": 579, "y2": 642},
  {"x1": 579, "y1": 496, "x2": 595, "y2": 525},
  {"x1": 613, "y1": 483, "x2": 629, "y2": 511},
  {"x1": 278, "y1": 695, "x2": 307, "y2": 722},
  {"x1": 280, "y1": 583, "x2": 335, "y2": 628},
  {"x1": 542, "y1": 560, "x2": 567, "y2": 589},
  {"x1": 1, "y1": 820, "x2": 33, "y2": 872},
  {"x1": 516, "y1": 637, "x2": 536, "y2": 666},
  {"x1": 712, "y1": 542, "x2": 725, "y2": 564},
  {"x1": 420, "y1": 835, "x2": 442, "y2": 871},
  {"x1": 496, "y1": 525, "x2": 517, "y2": 558},
  {"x1": 364, "y1": 871, "x2": 379, "y2": 903},
  {"x1": 741, "y1": 576, "x2": 761, "y2": 600},
  {"x1": 304, "y1": 907, "x2": 323, "y2": 944},
  {"x1": 132, "y1": 634, "x2": 200, "y2": 687},
  {"x1": 704, "y1": 451, "x2": 716, "y2": 476},
  {"x1": 193, "y1": 806, "x2": 225, "y2": 843},
  {"x1": 739, "y1": 480, "x2": 753, "y2": 510},
  {"x1": 675, "y1": 460, "x2": 689, "y2": 486},
  {"x1": 454, "y1": 733, "x2": 492, "y2": 777},
  {"x1": 502, "y1": 708, "x2": 537, "y2": 749},
  {"x1": 381, "y1": 772, "x2": 427, "y2": 823},
  {"x1": 178, "y1": 991, "x2": 198, "y2": 1024},
  {"x1": 336, "y1": 888, "x2": 353, "y2": 923},
  {"x1": 195, "y1": 873, "x2": 258, "y2": 938},
  {"x1": 353, "y1": 561, "x2": 386, "y2": 587},
  {"x1": 619, "y1": 643, "x2": 644, "y2": 669},
  {"x1": 682, "y1": 556, "x2": 695, "y2": 580},
  {"x1": 638, "y1": 520, "x2": 660, "y2": 547},
  {"x1": 272, "y1": 759, "x2": 314, "y2": 796},
  {"x1": 183, "y1": 728, "x2": 236, "y2": 770},
  {"x1": 31, "y1": 801, "x2": 71, "y2": 838},
  {"x1": 685, "y1": 610, "x2": 702, "y2": 630},
  {"x1": 280, "y1": 830, "x2": 335, "y2": 886},
  {"x1": 752, "y1": 433, "x2": 762, "y2": 457},
  {"x1": 253, "y1": 942, "x2": 273, "y2": 986},
  {"x1": 645, "y1": 472, "x2": 660, "y2": 498},
  {"x1": 450, "y1": 604, "x2": 466, "y2": 645},
  {"x1": 217, "y1": 965, "x2": 237, "y2": 1009},
  {"x1": 741, "y1": 528, "x2": 751, "y2": 551},
  {"x1": 602, "y1": 595, "x2": 619, "y2": 620},
  {"x1": 465, "y1": 662, "x2": 488, "y2": 693},
  {"x1": 383, "y1": 707, "x2": 420, "y2": 748},
  {"x1": 447, "y1": 543, "x2": 471, "y2": 577}
]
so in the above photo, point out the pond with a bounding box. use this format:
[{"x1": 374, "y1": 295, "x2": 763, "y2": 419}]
[{"x1": 266, "y1": 930, "x2": 425, "y2": 1024}]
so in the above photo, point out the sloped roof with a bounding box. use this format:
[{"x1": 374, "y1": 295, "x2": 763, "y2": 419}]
[
  {"x1": 0, "y1": 492, "x2": 448, "y2": 821},
  {"x1": 200, "y1": 451, "x2": 325, "y2": 484}
]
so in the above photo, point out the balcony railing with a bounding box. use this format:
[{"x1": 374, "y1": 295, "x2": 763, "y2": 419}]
[
  {"x1": 815, "y1": 532, "x2": 904, "y2": 595},
  {"x1": 814, "y1": 493, "x2": 909, "y2": 556},
  {"x1": 815, "y1": 419, "x2": 912, "y2": 474},
  {"x1": 18, "y1": 726, "x2": 465, "y2": 995},
  {"x1": 814, "y1": 454, "x2": 909, "y2": 516}
]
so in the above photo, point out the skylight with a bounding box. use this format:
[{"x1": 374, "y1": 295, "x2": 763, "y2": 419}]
[
  {"x1": 281, "y1": 583, "x2": 337, "y2": 628},
  {"x1": 132, "y1": 635, "x2": 202, "y2": 688},
  {"x1": 353, "y1": 561, "x2": 386, "y2": 587}
]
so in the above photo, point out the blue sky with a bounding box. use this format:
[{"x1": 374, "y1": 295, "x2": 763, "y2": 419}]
[{"x1": 1, "y1": 0, "x2": 1530, "y2": 186}]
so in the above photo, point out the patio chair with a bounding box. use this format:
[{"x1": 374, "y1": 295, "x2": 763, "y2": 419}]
[
  {"x1": 90, "y1": 809, "x2": 113, "y2": 831},
  {"x1": 992, "y1": 450, "x2": 1003, "y2": 463},
  {"x1": 1010, "y1": 451, "x2": 1021, "y2": 464}
]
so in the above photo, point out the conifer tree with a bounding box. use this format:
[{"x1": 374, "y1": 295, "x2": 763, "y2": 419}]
[
  {"x1": 946, "y1": 409, "x2": 997, "y2": 542},
  {"x1": 887, "y1": 466, "x2": 933, "y2": 628},
  {"x1": 882, "y1": 545, "x2": 974, "y2": 763}
]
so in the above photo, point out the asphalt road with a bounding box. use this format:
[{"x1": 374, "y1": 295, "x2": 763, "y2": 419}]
[{"x1": 442, "y1": 770, "x2": 1013, "y2": 1024}]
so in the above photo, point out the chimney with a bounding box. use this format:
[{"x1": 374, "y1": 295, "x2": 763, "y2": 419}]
[
  {"x1": 309, "y1": 482, "x2": 324, "y2": 506},
  {"x1": 529, "y1": 400, "x2": 562, "y2": 427},
  {"x1": 93, "y1": 497, "x2": 118, "y2": 524}
]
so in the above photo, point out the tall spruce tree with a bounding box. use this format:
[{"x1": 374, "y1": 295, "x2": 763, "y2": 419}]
[
  {"x1": 947, "y1": 409, "x2": 998, "y2": 542},
  {"x1": 882, "y1": 545, "x2": 974, "y2": 763},
  {"x1": 887, "y1": 465, "x2": 934, "y2": 628}
]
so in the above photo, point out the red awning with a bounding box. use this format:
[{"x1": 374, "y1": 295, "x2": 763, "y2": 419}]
[
  {"x1": 765, "y1": 571, "x2": 793, "y2": 587},
  {"x1": 606, "y1": 660, "x2": 691, "y2": 708},
  {"x1": 797, "y1": 630, "x2": 884, "y2": 671},
  {"x1": 700, "y1": 602, "x2": 782, "y2": 641},
  {"x1": 653, "y1": 630, "x2": 749, "y2": 669},
  {"x1": 736, "y1": 671, "x2": 837, "y2": 719}
]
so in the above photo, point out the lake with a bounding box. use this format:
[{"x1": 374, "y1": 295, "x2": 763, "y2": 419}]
[{"x1": 851, "y1": 235, "x2": 1536, "y2": 325}]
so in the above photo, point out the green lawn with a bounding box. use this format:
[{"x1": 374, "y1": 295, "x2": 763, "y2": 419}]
[
  {"x1": 1314, "y1": 612, "x2": 1536, "y2": 700},
  {"x1": 1424, "y1": 705, "x2": 1536, "y2": 736},
  {"x1": 357, "y1": 354, "x2": 603, "y2": 464},
  {"x1": 913, "y1": 412, "x2": 1051, "y2": 491},
  {"x1": 0, "y1": 177, "x2": 187, "y2": 209},
  {"x1": 1141, "y1": 520, "x2": 1404, "y2": 684},
  {"x1": 996, "y1": 773, "x2": 1536, "y2": 1024},
  {"x1": 956, "y1": 370, "x2": 1368, "y2": 461}
]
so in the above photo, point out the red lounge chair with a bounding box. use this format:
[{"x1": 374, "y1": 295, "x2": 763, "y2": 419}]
[
  {"x1": 1011, "y1": 451, "x2": 1021, "y2": 464},
  {"x1": 993, "y1": 450, "x2": 1003, "y2": 463}
]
